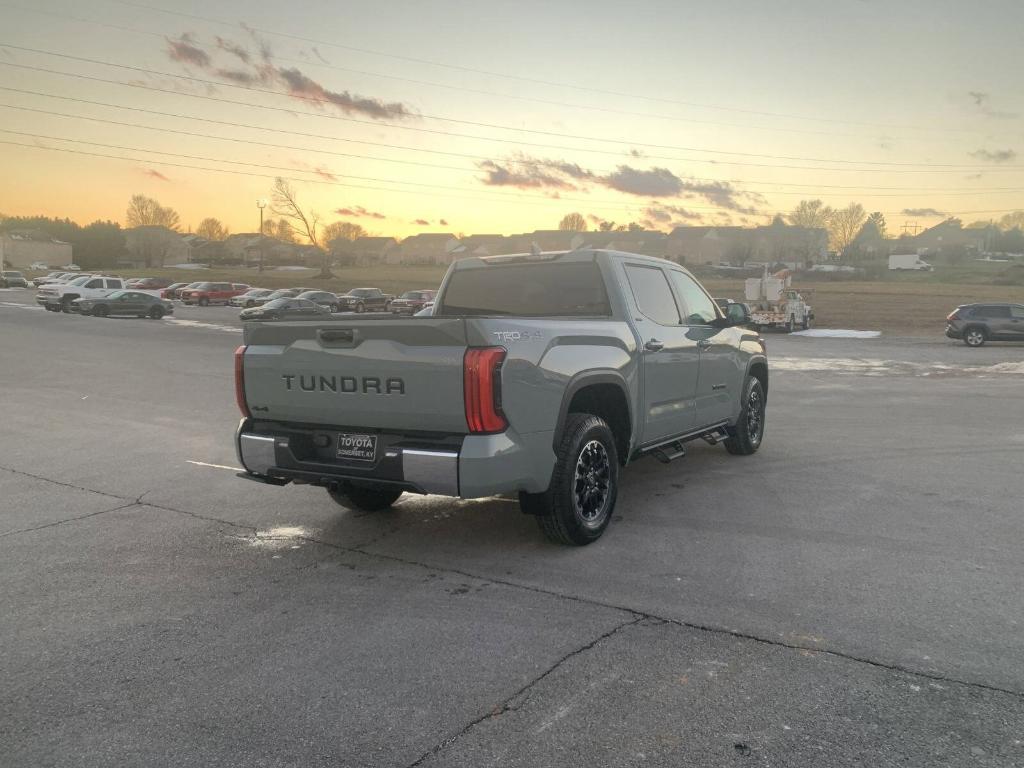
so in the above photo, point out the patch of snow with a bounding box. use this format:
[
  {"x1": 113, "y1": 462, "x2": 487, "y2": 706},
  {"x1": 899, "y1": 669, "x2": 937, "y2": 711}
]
[
  {"x1": 790, "y1": 329, "x2": 881, "y2": 338},
  {"x1": 167, "y1": 263, "x2": 209, "y2": 270},
  {"x1": 164, "y1": 318, "x2": 242, "y2": 334},
  {"x1": 273, "y1": 266, "x2": 316, "y2": 272}
]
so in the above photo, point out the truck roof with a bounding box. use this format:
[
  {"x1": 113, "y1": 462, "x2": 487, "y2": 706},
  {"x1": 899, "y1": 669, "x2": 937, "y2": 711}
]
[{"x1": 468, "y1": 248, "x2": 675, "y2": 268}]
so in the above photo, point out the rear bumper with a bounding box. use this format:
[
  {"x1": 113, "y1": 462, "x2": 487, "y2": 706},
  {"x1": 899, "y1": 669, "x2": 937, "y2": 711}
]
[
  {"x1": 945, "y1": 324, "x2": 962, "y2": 339},
  {"x1": 235, "y1": 419, "x2": 555, "y2": 498}
]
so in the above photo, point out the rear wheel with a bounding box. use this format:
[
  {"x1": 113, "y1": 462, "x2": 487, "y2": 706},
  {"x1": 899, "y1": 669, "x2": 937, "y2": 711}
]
[
  {"x1": 725, "y1": 376, "x2": 766, "y2": 456},
  {"x1": 148, "y1": 306, "x2": 164, "y2": 319},
  {"x1": 92, "y1": 305, "x2": 109, "y2": 318},
  {"x1": 963, "y1": 326, "x2": 986, "y2": 347},
  {"x1": 327, "y1": 485, "x2": 403, "y2": 512},
  {"x1": 786, "y1": 315, "x2": 795, "y2": 333},
  {"x1": 355, "y1": 302, "x2": 365, "y2": 313},
  {"x1": 522, "y1": 413, "x2": 618, "y2": 546}
]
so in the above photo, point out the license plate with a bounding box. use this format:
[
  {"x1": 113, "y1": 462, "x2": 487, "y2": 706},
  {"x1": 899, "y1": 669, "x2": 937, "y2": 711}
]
[{"x1": 336, "y1": 432, "x2": 377, "y2": 461}]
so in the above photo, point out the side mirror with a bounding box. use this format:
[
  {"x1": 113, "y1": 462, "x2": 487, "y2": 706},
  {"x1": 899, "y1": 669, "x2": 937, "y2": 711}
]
[{"x1": 726, "y1": 303, "x2": 750, "y2": 326}]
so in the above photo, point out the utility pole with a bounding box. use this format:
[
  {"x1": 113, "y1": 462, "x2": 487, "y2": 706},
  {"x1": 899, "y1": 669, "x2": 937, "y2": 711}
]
[{"x1": 256, "y1": 198, "x2": 267, "y2": 272}]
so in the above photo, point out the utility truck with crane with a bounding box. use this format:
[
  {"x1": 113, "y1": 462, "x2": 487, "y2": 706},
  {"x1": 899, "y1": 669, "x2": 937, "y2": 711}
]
[{"x1": 745, "y1": 267, "x2": 813, "y2": 332}]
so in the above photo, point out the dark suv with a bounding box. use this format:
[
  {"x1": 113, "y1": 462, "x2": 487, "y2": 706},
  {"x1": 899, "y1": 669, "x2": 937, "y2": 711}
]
[{"x1": 946, "y1": 303, "x2": 1024, "y2": 347}]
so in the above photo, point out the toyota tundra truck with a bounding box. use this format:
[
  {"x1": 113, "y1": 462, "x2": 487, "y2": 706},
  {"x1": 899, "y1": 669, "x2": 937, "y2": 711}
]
[{"x1": 235, "y1": 250, "x2": 768, "y2": 545}]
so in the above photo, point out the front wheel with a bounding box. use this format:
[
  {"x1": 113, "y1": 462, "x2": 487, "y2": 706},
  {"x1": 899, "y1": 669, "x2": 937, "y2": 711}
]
[
  {"x1": 148, "y1": 306, "x2": 164, "y2": 319},
  {"x1": 523, "y1": 413, "x2": 618, "y2": 546},
  {"x1": 198, "y1": 297, "x2": 209, "y2": 307},
  {"x1": 725, "y1": 376, "x2": 766, "y2": 456},
  {"x1": 61, "y1": 297, "x2": 74, "y2": 314},
  {"x1": 802, "y1": 314, "x2": 811, "y2": 331},
  {"x1": 92, "y1": 305, "x2": 109, "y2": 318},
  {"x1": 330, "y1": 303, "x2": 339, "y2": 313},
  {"x1": 327, "y1": 485, "x2": 403, "y2": 512},
  {"x1": 354, "y1": 302, "x2": 365, "y2": 313}
]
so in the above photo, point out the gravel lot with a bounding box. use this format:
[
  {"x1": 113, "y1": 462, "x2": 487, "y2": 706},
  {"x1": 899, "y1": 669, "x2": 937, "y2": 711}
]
[{"x1": 2, "y1": 288, "x2": 1023, "y2": 767}]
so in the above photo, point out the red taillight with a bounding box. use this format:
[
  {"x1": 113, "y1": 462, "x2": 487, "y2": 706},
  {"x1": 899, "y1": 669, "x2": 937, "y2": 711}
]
[
  {"x1": 234, "y1": 345, "x2": 250, "y2": 418},
  {"x1": 946, "y1": 309, "x2": 961, "y2": 322},
  {"x1": 464, "y1": 347, "x2": 507, "y2": 434}
]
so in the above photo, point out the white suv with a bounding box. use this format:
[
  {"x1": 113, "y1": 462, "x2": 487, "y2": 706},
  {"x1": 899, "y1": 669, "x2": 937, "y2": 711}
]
[{"x1": 37, "y1": 275, "x2": 126, "y2": 313}]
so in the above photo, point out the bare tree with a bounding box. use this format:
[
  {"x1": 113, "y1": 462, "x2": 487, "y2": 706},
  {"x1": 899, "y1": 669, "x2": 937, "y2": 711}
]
[
  {"x1": 126, "y1": 194, "x2": 180, "y2": 230},
  {"x1": 787, "y1": 199, "x2": 833, "y2": 230},
  {"x1": 558, "y1": 212, "x2": 587, "y2": 231},
  {"x1": 998, "y1": 210, "x2": 1024, "y2": 231},
  {"x1": 829, "y1": 203, "x2": 867, "y2": 255},
  {"x1": 270, "y1": 178, "x2": 330, "y2": 276},
  {"x1": 195, "y1": 217, "x2": 229, "y2": 241},
  {"x1": 323, "y1": 221, "x2": 366, "y2": 246}
]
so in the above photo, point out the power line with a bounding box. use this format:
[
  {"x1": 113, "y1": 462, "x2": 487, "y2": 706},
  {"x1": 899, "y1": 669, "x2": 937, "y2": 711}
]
[
  {"x1": 104, "y1": 0, "x2": 990, "y2": 136},
  {"x1": 3, "y1": 62, "x2": 1020, "y2": 175},
  {"x1": 4, "y1": 125, "x2": 1021, "y2": 201},
  {"x1": 3, "y1": 139, "x2": 1020, "y2": 219},
  {"x1": 4, "y1": 102, "x2": 1023, "y2": 195},
  {"x1": 0, "y1": 38, "x2": 935, "y2": 142}
]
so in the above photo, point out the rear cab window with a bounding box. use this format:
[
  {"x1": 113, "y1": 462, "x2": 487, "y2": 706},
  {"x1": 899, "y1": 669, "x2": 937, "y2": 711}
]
[
  {"x1": 437, "y1": 259, "x2": 611, "y2": 317},
  {"x1": 624, "y1": 264, "x2": 679, "y2": 326}
]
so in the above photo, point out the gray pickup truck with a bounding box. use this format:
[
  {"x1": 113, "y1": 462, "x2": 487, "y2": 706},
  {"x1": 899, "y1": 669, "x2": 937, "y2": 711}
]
[{"x1": 235, "y1": 250, "x2": 768, "y2": 545}]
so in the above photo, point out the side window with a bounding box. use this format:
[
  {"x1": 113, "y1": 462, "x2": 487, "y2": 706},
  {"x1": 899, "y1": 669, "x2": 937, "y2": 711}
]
[
  {"x1": 624, "y1": 265, "x2": 680, "y2": 326},
  {"x1": 86, "y1": 278, "x2": 103, "y2": 288},
  {"x1": 105, "y1": 279, "x2": 121, "y2": 289},
  {"x1": 979, "y1": 305, "x2": 1010, "y2": 318},
  {"x1": 667, "y1": 271, "x2": 718, "y2": 325},
  {"x1": 1012, "y1": 306, "x2": 1024, "y2": 319}
]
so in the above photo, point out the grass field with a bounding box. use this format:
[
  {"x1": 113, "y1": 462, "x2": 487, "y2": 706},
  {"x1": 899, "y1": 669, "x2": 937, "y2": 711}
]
[{"x1": 31, "y1": 265, "x2": 1024, "y2": 337}]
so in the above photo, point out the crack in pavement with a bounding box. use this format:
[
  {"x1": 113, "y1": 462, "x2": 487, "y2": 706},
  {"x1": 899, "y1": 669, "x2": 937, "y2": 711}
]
[
  {"x1": 5, "y1": 468, "x2": 1023, "y2": 701},
  {"x1": 0, "y1": 501, "x2": 139, "y2": 539},
  {"x1": 405, "y1": 616, "x2": 645, "y2": 767},
  {"x1": 0, "y1": 465, "x2": 129, "y2": 501}
]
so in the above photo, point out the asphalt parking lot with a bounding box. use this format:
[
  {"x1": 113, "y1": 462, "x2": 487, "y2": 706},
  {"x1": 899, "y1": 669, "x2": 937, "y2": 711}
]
[{"x1": 2, "y1": 287, "x2": 1023, "y2": 767}]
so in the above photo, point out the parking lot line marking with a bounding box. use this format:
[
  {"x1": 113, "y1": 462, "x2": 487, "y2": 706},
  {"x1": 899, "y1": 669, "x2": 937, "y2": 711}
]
[
  {"x1": 187, "y1": 460, "x2": 243, "y2": 471},
  {"x1": 0, "y1": 301, "x2": 44, "y2": 310}
]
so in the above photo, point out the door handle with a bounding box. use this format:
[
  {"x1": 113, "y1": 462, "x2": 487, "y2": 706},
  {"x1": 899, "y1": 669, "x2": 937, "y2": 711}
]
[
  {"x1": 644, "y1": 338, "x2": 664, "y2": 352},
  {"x1": 697, "y1": 338, "x2": 712, "y2": 350}
]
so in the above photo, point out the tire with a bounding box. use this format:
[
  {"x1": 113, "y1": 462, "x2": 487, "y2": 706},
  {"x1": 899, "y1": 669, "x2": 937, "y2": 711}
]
[
  {"x1": 355, "y1": 302, "x2": 365, "y2": 313},
  {"x1": 725, "y1": 376, "x2": 766, "y2": 456},
  {"x1": 198, "y1": 297, "x2": 210, "y2": 307},
  {"x1": 802, "y1": 314, "x2": 811, "y2": 331},
  {"x1": 330, "y1": 303, "x2": 339, "y2": 313},
  {"x1": 92, "y1": 305, "x2": 109, "y2": 318},
  {"x1": 327, "y1": 484, "x2": 403, "y2": 512},
  {"x1": 61, "y1": 297, "x2": 75, "y2": 314},
  {"x1": 523, "y1": 413, "x2": 619, "y2": 546},
  {"x1": 963, "y1": 326, "x2": 986, "y2": 347},
  {"x1": 245, "y1": 300, "x2": 255, "y2": 308},
  {"x1": 148, "y1": 306, "x2": 164, "y2": 319},
  {"x1": 786, "y1": 315, "x2": 795, "y2": 333}
]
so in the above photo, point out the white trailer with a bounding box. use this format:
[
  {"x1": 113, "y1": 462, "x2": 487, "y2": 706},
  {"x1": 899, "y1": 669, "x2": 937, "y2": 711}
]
[{"x1": 888, "y1": 253, "x2": 933, "y2": 271}]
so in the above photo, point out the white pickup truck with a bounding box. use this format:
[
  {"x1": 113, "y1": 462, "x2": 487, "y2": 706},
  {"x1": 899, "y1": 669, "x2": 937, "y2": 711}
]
[{"x1": 36, "y1": 274, "x2": 128, "y2": 312}]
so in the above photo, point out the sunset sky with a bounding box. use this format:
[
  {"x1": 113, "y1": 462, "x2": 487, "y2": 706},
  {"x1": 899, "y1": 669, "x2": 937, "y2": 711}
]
[{"x1": 1, "y1": 0, "x2": 1022, "y2": 239}]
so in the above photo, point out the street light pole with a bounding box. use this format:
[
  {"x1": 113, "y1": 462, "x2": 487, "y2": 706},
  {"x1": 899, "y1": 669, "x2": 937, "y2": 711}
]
[{"x1": 256, "y1": 198, "x2": 267, "y2": 272}]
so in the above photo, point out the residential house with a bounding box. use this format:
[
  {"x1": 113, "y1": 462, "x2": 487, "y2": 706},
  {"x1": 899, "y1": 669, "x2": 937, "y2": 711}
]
[
  {"x1": 454, "y1": 234, "x2": 512, "y2": 258},
  {"x1": 0, "y1": 229, "x2": 73, "y2": 269},
  {"x1": 666, "y1": 224, "x2": 827, "y2": 267},
  {"x1": 572, "y1": 230, "x2": 668, "y2": 257},
  {"x1": 899, "y1": 219, "x2": 986, "y2": 259},
  {"x1": 335, "y1": 236, "x2": 398, "y2": 266},
  {"x1": 396, "y1": 233, "x2": 461, "y2": 264}
]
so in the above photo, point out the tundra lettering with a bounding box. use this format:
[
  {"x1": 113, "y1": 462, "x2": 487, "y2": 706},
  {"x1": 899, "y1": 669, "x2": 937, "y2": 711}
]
[
  {"x1": 238, "y1": 250, "x2": 767, "y2": 546},
  {"x1": 281, "y1": 374, "x2": 405, "y2": 394}
]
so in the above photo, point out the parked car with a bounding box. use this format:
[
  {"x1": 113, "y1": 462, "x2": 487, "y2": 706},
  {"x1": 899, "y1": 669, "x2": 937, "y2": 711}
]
[
  {"x1": 36, "y1": 275, "x2": 127, "y2": 312},
  {"x1": 248, "y1": 288, "x2": 301, "y2": 306},
  {"x1": 161, "y1": 282, "x2": 193, "y2": 299},
  {"x1": 229, "y1": 288, "x2": 275, "y2": 308},
  {"x1": 0, "y1": 270, "x2": 29, "y2": 288},
  {"x1": 296, "y1": 290, "x2": 342, "y2": 312},
  {"x1": 390, "y1": 290, "x2": 437, "y2": 315},
  {"x1": 29, "y1": 261, "x2": 49, "y2": 271},
  {"x1": 239, "y1": 297, "x2": 331, "y2": 321},
  {"x1": 33, "y1": 271, "x2": 71, "y2": 287},
  {"x1": 235, "y1": 249, "x2": 766, "y2": 545},
  {"x1": 946, "y1": 303, "x2": 1024, "y2": 347},
  {"x1": 126, "y1": 277, "x2": 174, "y2": 290},
  {"x1": 336, "y1": 287, "x2": 393, "y2": 313},
  {"x1": 180, "y1": 282, "x2": 250, "y2": 306},
  {"x1": 75, "y1": 290, "x2": 175, "y2": 319}
]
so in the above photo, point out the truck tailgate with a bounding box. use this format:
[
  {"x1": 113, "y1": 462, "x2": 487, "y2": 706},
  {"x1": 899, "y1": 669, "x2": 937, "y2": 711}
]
[{"x1": 242, "y1": 318, "x2": 469, "y2": 432}]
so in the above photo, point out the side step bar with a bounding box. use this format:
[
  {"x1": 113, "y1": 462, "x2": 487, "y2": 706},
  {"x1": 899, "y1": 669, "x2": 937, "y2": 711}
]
[{"x1": 640, "y1": 421, "x2": 731, "y2": 464}]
